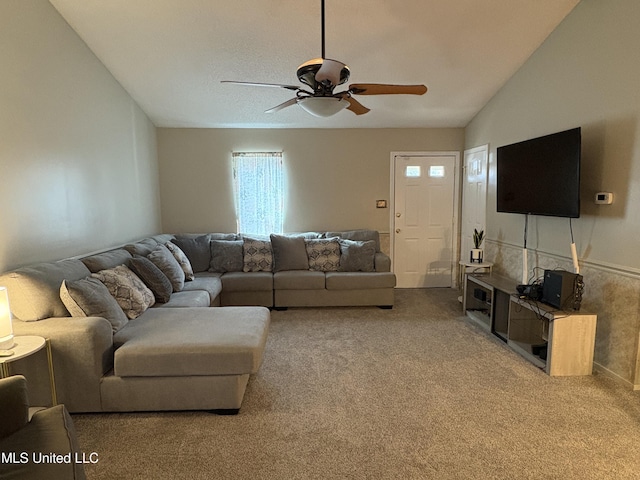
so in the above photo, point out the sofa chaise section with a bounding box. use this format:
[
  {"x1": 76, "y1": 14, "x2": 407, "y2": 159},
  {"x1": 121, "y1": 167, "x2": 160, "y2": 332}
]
[
  {"x1": 102, "y1": 306, "x2": 270, "y2": 412},
  {"x1": 1, "y1": 247, "x2": 270, "y2": 413}
]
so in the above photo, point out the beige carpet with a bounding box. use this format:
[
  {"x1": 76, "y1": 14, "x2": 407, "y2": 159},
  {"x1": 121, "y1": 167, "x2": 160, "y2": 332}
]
[{"x1": 73, "y1": 289, "x2": 640, "y2": 479}]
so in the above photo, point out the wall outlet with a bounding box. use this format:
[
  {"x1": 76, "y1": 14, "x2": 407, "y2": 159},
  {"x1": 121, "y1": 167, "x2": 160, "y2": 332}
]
[{"x1": 595, "y1": 192, "x2": 614, "y2": 204}]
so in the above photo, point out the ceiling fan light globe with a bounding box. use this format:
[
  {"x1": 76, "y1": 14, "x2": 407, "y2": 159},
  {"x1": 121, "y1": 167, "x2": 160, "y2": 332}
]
[{"x1": 297, "y1": 97, "x2": 348, "y2": 117}]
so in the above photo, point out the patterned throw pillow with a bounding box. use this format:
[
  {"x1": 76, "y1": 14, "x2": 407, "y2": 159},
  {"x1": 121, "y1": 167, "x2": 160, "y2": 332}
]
[
  {"x1": 91, "y1": 265, "x2": 155, "y2": 319},
  {"x1": 164, "y1": 242, "x2": 195, "y2": 281},
  {"x1": 242, "y1": 238, "x2": 273, "y2": 272},
  {"x1": 305, "y1": 238, "x2": 341, "y2": 272}
]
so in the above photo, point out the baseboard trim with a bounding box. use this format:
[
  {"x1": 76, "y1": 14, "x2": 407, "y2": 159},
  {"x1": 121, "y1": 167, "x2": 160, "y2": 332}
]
[{"x1": 593, "y1": 362, "x2": 639, "y2": 390}]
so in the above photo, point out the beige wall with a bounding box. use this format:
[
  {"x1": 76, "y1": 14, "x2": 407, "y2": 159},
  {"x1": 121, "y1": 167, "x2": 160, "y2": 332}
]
[
  {"x1": 0, "y1": 0, "x2": 161, "y2": 271},
  {"x1": 157, "y1": 128, "x2": 464, "y2": 233},
  {"x1": 465, "y1": 0, "x2": 640, "y2": 387}
]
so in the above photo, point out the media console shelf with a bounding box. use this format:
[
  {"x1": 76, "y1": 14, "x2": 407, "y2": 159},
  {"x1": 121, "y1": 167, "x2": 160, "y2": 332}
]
[{"x1": 463, "y1": 273, "x2": 597, "y2": 376}]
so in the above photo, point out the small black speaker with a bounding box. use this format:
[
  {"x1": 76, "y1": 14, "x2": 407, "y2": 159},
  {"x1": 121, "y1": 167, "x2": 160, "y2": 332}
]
[{"x1": 541, "y1": 270, "x2": 583, "y2": 310}]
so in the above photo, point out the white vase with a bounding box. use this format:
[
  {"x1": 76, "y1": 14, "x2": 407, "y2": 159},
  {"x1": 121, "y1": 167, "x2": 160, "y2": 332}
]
[{"x1": 470, "y1": 248, "x2": 483, "y2": 263}]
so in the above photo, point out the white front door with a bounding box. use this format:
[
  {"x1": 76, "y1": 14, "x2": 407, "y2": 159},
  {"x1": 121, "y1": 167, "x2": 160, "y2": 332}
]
[{"x1": 392, "y1": 153, "x2": 458, "y2": 288}]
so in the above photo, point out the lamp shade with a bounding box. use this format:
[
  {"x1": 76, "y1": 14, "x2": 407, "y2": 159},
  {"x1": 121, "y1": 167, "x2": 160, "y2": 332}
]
[
  {"x1": 0, "y1": 287, "x2": 14, "y2": 349},
  {"x1": 298, "y1": 96, "x2": 348, "y2": 117}
]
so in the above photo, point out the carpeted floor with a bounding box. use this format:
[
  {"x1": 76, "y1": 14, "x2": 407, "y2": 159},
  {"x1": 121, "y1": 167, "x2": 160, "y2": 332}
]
[{"x1": 73, "y1": 289, "x2": 640, "y2": 479}]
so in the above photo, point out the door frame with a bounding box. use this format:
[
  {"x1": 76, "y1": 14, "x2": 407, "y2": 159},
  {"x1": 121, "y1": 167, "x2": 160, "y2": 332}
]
[{"x1": 389, "y1": 151, "x2": 461, "y2": 287}]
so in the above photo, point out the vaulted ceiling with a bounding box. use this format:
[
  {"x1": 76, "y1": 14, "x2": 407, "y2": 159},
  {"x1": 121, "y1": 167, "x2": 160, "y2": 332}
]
[{"x1": 49, "y1": 0, "x2": 580, "y2": 128}]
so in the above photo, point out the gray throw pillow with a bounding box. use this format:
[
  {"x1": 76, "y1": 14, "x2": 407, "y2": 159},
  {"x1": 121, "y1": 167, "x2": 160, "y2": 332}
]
[
  {"x1": 243, "y1": 238, "x2": 273, "y2": 272},
  {"x1": 128, "y1": 256, "x2": 173, "y2": 303},
  {"x1": 209, "y1": 240, "x2": 244, "y2": 273},
  {"x1": 270, "y1": 234, "x2": 309, "y2": 272},
  {"x1": 305, "y1": 238, "x2": 341, "y2": 272},
  {"x1": 326, "y1": 229, "x2": 380, "y2": 252},
  {"x1": 146, "y1": 244, "x2": 185, "y2": 292},
  {"x1": 171, "y1": 235, "x2": 211, "y2": 273},
  {"x1": 60, "y1": 277, "x2": 128, "y2": 332},
  {"x1": 338, "y1": 239, "x2": 376, "y2": 272}
]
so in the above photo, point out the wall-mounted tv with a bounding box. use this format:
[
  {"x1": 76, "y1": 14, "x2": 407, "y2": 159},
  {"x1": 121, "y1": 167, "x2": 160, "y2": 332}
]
[{"x1": 497, "y1": 127, "x2": 581, "y2": 218}]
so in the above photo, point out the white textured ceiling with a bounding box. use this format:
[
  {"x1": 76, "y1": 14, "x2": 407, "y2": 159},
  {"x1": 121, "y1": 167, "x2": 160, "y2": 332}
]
[{"x1": 49, "y1": 0, "x2": 580, "y2": 128}]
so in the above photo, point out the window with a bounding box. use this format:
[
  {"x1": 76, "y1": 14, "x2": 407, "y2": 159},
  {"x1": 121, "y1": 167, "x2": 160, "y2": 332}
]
[
  {"x1": 405, "y1": 165, "x2": 421, "y2": 177},
  {"x1": 232, "y1": 152, "x2": 284, "y2": 235},
  {"x1": 429, "y1": 165, "x2": 445, "y2": 178}
]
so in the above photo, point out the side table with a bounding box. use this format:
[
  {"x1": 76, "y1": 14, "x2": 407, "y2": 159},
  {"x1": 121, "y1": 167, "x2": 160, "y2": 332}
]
[
  {"x1": 458, "y1": 260, "x2": 494, "y2": 290},
  {"x1": 0, "y1": 335, "x2": 57, "y2": 405}
]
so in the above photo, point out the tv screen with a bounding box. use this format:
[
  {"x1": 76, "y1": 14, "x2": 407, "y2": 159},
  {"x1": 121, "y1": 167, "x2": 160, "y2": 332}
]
[{"x1": 497, "y1": 127, "x2": 581, "y2": 218}]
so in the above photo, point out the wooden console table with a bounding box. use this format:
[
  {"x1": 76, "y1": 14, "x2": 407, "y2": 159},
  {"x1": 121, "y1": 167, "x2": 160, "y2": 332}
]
[{"x1": 463, "y1": 273, "x2": 597, "y2": 376}]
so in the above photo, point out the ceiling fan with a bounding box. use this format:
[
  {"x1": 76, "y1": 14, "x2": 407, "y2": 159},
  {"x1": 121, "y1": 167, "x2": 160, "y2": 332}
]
[{"x1": 222, "y1": 0, "x2": 428, "y2": 117}]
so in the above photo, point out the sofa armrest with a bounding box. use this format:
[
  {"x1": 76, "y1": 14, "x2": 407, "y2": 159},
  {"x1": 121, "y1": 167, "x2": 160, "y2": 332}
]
[
  {"x1": 374, "y1": 252, "x2": 391, "y2": 272},
  {"x1": 0, "y1": 375, "x2": 29, "y2": 438},
  {"x1": 0, "y1": 404, "x2": 86, "y2": 480},
  {"x1": 12, "y1": 316, "x2": 113, "y2": 412}
]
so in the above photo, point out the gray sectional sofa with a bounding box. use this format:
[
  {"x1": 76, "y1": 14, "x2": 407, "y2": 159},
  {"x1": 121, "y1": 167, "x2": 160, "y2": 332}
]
[
  {"x1": 180, "y1": 229, "x2": 396, "y2": 309},
  {"x1": 0, "y1": 229, "x2": 394, "y2": 414}
]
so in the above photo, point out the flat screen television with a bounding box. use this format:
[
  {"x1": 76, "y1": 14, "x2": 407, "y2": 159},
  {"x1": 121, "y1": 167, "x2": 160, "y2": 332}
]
[{"x1": 496, "y1": 127, "x2": 581, "y2": 218}]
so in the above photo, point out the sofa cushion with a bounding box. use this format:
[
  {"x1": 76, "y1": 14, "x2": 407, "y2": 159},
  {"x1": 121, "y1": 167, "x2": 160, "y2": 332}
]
[
  {"x1": 60, "y1": 277, "x2": 129, "y2": 332},
  {"x1": 338, "y1": 239, "x2": 376, "y2": 272},
  {"x1": 147, "y1": 244, "x2": 185, "y2": 292},
  {"x1": 81, "y1": 248, "x2": 133, "y2": 273},
  {"x1": 171, "y1": 234, "x2": 211, "y2": 273},
  {"x1": 92, "y1": 265, "x2": 155, "y2": 319},
  {"x1": 326, "y1": 229, "x2": 381, "y2": 252},
  {"x1": 209, "y1": 240, "x2": 244, "y2": 273},
  {"x1": 325, "y1": 272, "x2": 397, "y2": 290},
  {"x1": 113, "y1": 306, "x2": 270, "y2": 376},
  {"x1": 152, "y1": 290, "x2": 211, "y2": 308},
  {"x1": 180, "y1": 274, "x2": 222, "y2": 304},
  {"x1": 305, "y1": 238, "x2": 341, "y2": 272},
  {"x1": 270, "y1": 234, "x2": 309, "y2": 272},
  {"x1": 273, "y1": 271, "x2": 326, "y2": 290},
  {"x1": 0, "y1": 259, "x2": 91, "y2": 321},
  {"x1": 222, "y1": 272, "x2": 273, "y2": 292},
  {"x1": 128, "y1": 256, "x2": 173, "y2": 303},
  {"x1": 164, "y1": 242, "x2": 195, "y2": 281},
  {"x1": 242, "y1": 238, "x2": 273, "y2": 272}
]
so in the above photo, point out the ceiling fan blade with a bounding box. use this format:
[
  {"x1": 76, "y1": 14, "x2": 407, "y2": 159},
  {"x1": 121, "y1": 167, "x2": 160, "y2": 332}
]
[
  {"x1": 349, "y1": 84, "x2": 428, "y2": 96},
  {"x1": 265, "y1": 98, "x2": 299, "y2": 114},
  {"x1": 342, "y1": 96, "x2": 370, "y2": 115},
  {"x1": 315, "y1": 59, "x2": 346, "y2": 86},
  {"x1": 221, "y1": 80, "x2": 301, "y2": 92}
]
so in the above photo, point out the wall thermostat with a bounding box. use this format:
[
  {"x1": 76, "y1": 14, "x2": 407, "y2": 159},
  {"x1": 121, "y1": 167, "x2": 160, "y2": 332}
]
[{"x1": 595, "y1": 192, "x2": 614, "y2": 205}]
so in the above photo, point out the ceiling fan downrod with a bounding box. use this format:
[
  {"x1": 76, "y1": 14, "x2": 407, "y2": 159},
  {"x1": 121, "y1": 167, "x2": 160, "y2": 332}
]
[{"x1": 321, "y1": 0, "x2": 326, "y2": 59}]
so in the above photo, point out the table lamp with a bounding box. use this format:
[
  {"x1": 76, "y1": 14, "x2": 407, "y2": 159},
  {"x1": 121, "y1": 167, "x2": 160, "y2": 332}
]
[{"x1": 0, "y1": 287, "x2": 14, "y2": 349}]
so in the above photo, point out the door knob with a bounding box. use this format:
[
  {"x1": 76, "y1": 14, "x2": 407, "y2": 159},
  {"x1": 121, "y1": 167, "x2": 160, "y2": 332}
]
[
  {"x1": 396, "y1": 213, "x2": 402, "y2": 217},
  {"x1": 396, "y1": 228, "x2": 401, "y2": 233}
]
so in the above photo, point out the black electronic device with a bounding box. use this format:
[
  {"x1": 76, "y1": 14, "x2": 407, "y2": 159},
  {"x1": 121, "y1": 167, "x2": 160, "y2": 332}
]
[
  {"x1": 516, "y1": 284, "x2": 543, "y2": 301},
  {"x1": 497, "y1": 127, "x2": 581, "y2": 218},
  {"x1": 541, "y1": 270, "x2": 583, "y2": 310}
]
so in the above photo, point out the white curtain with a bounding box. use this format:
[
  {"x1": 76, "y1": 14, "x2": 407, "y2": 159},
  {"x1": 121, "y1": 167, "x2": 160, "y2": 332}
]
[{"x1": 232, "y1": 152, "x2": 284, "y2": 235}]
